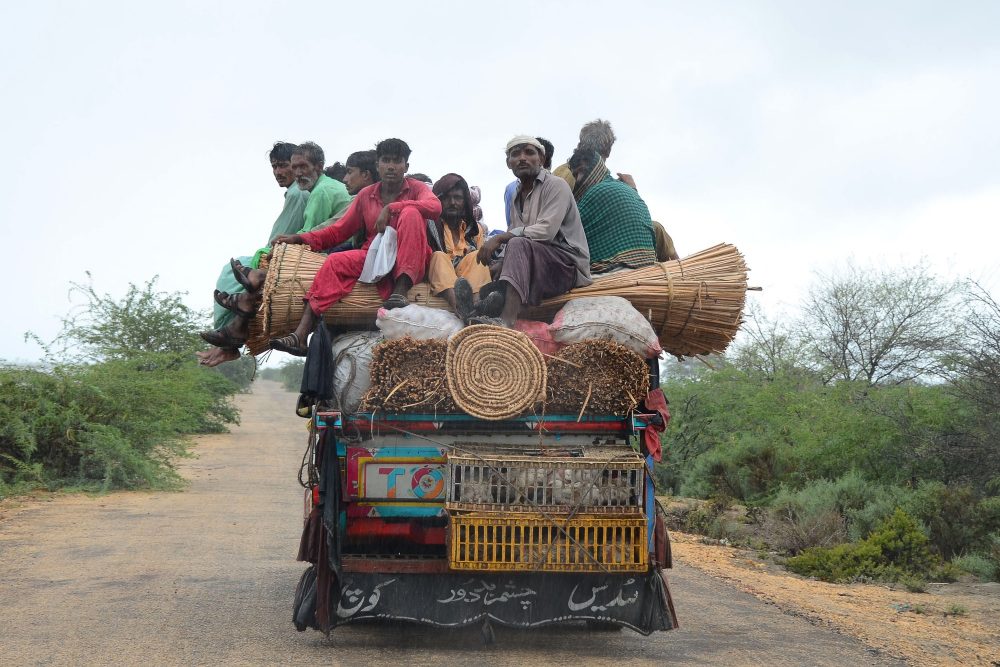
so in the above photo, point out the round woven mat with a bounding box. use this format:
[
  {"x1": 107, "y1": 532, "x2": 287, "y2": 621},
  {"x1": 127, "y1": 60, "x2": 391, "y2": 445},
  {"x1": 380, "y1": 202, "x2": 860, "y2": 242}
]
[{"x1": 446, "y1": 324, "x2": 546, "y2": 420}]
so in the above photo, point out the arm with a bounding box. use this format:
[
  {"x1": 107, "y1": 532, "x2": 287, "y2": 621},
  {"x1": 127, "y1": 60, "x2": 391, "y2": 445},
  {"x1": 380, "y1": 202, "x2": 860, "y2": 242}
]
[
  {"x1": 299, "y1": 197, "x2": 364, "y2": 251},
  {"x1": 509, "y1": 179, "x2": 573, "y2": 243},
  {"x1": 386, "y1": 180, "x2": 443, "y2": 220}
]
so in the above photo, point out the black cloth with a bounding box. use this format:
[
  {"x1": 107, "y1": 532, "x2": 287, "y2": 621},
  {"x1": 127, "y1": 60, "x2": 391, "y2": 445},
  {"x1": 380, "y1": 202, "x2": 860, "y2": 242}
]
[
  {"x1": 300, "y1": 321, "x2": 335, "y2": 402},
  {"x1": 498, "y1": 236, "x2": 577, "y2": 306}
]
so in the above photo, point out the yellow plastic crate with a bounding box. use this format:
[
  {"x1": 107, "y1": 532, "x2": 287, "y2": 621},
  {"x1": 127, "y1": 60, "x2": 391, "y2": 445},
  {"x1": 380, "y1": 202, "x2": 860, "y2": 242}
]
[{"x1": 448, "y1": 512, "x2": 648, "y2": 573}]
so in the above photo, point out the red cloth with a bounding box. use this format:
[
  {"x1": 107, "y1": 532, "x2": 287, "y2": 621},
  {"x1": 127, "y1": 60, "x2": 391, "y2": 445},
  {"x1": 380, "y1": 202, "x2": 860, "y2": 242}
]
[
  {"x1": 298, "y1": 178, "x2": 441, "y2": 315},
  {"x1": 643, "y1": 388, "x2": 670, "y2": 463}
]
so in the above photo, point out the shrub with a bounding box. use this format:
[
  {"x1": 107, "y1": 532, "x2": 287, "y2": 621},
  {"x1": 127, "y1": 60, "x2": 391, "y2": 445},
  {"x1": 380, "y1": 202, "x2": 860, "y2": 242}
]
[
  {"x1": 953, "y1": 553, "x2": 996, "y2": 581},
  {"x1": 901, "y1": 483, "x2": 1000, "y2": 559},
  {"x1": 786, "y1": 509, "x2": 938, "y2": 583}
]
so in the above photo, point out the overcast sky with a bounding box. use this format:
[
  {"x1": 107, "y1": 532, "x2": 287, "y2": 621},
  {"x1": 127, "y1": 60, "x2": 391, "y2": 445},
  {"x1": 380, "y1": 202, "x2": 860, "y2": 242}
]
[{"x1": 1, "y1": 1, "x2": 997, "y2": 364}]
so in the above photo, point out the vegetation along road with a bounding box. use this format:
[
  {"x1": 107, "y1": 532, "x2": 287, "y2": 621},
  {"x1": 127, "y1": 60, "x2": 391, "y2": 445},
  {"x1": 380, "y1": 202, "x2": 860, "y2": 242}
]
[{"x1": 0, "y1": 381, "x2": 916, "y2": 667}]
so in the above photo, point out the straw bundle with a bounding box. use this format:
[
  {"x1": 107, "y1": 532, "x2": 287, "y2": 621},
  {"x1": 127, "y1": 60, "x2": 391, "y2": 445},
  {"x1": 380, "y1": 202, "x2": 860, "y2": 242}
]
[
  {"x1": 360, "y1": 337, "x2": 456, "y2": 413},
  {"x1": 246, "y1": 242, "x2": 748, "y2": 358},
  {"x1": 446, "y1": 325, "x2": 545, "y2": 421},
  {"x1": 546, "y1": 340, "x2": 649, "y2": 416}
]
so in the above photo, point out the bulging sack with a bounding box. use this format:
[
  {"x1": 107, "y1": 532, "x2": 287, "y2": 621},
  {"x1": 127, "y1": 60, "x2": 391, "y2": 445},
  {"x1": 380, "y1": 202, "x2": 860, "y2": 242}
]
[
  {"x1": 376, "y1": 303, "x2": 464, "y2": 340},
  {"x1": 331, "y1": 331, "x2": 382, "y2": 413},
  {"x1": 549, "y1": 296, "x2": 663, "y2": 358}
]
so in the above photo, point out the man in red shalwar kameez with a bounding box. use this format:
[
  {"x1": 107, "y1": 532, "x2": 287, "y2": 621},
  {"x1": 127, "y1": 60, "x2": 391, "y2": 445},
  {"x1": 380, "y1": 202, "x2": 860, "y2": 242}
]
[{"x1": 268, "y1": 138, "x2": 441, "y2": 356}]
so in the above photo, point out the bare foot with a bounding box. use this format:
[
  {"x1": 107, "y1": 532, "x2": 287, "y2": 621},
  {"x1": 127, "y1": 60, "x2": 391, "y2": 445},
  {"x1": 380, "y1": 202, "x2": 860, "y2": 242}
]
[{"x1": 196, "y1": 347, "x2": 240, "y2": 367}]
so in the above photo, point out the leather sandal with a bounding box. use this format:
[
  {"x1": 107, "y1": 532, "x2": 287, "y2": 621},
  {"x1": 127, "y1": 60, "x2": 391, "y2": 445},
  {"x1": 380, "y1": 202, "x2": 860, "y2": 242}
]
[
  {"x1": 383, "y1": 293, "x2": 409, "y2": 310},
  {"x1": 270, "y1": 331, "x2": 308, "y2": 356},
  {"x1": 473, "y1": 290, "x2": 505, "y2": 318},
  {"x1": 453, "y1": 278, "x2": 474, "y2": 322},
  {"x1": 200, "y1": 327, "x2": 247, "y2": 348},
  {"x1": 230, "y1": 258, "x2": 257, "y2": 292},
  {"x1": 214, "y1": 289, "x2": 257, "y2": 317}
]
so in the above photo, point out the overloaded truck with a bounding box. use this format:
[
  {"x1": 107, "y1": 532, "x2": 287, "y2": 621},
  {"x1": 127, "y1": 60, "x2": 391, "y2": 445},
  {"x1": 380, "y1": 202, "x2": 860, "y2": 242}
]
[
  {"x1": 290, "y1": 323, "x2": 678, "y2": 641},
  {"x1": 257, "y1": 241, "x2": 749, "y2": 640}
]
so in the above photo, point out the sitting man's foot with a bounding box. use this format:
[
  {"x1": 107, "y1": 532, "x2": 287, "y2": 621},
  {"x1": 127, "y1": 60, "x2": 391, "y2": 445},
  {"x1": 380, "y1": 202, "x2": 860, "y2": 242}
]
[
  {"x1": 196, "y1": 346, "x2": 240, "y2": 367},
  {"x1": 270, "y1": 331, "x2": 308, "y2": 356},
  {"x1": 383, "y1": 293, "x2": 409, "y2": 310},
  {"x1": 453, "y1": 278, "x2": 475, "y2": 322},
  {"x1": 200, "y1": 325, "x2": 247, "y2": 349},
  {"x1": 473, "y1": 290, "x2": 505, "y2": 318},
  {"x1": 230, "y1": 258, "x2": 266, "y2": 292}
]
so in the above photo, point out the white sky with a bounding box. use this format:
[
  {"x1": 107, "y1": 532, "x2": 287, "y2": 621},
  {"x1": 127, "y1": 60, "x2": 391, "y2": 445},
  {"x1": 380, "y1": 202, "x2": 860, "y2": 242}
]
[{"x1": 1, "y1": 1, "x2": 998, "y2": 363}]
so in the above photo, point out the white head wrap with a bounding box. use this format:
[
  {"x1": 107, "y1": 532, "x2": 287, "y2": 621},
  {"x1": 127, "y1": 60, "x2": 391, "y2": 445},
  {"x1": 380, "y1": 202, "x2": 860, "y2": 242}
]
[{"x1": 505, "y1": 135, "x2": 545, "y2": 155}]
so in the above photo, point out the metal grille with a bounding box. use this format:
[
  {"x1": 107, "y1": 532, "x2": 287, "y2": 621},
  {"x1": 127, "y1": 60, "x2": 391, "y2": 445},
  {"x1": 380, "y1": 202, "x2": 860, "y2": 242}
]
[
  {"x1": 448, "y1": 513, "x2": 648, "y2": 573},
  {"x1": 446, "y1": 454, "x2": 645, "y2": 514}
]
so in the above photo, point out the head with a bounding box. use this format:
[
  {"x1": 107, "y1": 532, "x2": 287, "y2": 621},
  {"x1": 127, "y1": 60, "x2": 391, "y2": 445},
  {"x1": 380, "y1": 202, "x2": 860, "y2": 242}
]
[
  {"x1": 536, "y1": 137, "x2": 554, "y2": 170},
  {"x1": 324, "y1": 162, "x2": 347, "y2": 181},
  {"x1": 375, "y1": 138, "x2": 412, "y2": 188},
  {"x1": 568, "y1": 147, "x2": 600, "y2": 184},
  {"x1": 268, "y1": 141, "x2": 298, "y2": 188},
  {"x1": 432, "y1": 173, "x2": 474, "y2": 227},
  {"x1": 343, "y1": 150, "x2": 378, "y2": 195},
  {"x1": 291, "y1": 141, "x2": 325, "y2": 192},
  {"x1": 505, "y1": 135, "x2": 546, "y2": 181},
  {"x1": 579, "y1": 119, "x2": 616, "y2": 159},
  {"x1": 407, "y1": 173, "x2": 433, "y2": 185}
]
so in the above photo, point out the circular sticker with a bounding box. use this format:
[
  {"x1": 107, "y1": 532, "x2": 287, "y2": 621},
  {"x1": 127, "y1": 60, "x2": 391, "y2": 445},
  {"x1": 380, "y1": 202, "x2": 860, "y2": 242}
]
[{"x1": 411, "y1": 466, "x2": 445, "y2": 499}]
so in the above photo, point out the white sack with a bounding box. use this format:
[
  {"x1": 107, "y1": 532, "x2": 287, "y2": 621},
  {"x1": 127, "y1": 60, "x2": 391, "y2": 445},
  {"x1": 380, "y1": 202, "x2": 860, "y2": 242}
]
[
  {"x1": 376, "y1": 303, "x2": 464, "y2": 340},
  {"x1": 549, "y1": 296, "x2": 663, "y2": 358},
  {"x1": 331, "y1": 331, "x2": 383, "y2": 413}
]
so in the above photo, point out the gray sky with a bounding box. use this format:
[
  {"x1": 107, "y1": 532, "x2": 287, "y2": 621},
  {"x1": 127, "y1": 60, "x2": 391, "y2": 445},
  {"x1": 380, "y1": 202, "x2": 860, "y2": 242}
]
[{"x1": 2, "y1": 1, "x2": 998, "y2": 363}]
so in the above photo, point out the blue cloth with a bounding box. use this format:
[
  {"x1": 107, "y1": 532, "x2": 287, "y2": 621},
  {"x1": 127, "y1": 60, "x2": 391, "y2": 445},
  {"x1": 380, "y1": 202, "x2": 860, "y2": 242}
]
[{"x1": 503, "y1": 180, "x2": 518, "y2": 228}]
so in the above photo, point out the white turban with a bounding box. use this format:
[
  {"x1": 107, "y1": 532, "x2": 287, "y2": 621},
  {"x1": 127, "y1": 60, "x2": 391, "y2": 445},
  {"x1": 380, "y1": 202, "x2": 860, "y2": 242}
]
[{"x1": 505, "y1": 135, "x2": 545, "y2": 155}]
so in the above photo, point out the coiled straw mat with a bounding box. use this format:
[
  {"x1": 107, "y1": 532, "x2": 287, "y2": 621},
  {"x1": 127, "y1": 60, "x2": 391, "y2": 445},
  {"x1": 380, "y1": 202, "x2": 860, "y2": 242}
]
[{"x1": 445, "y1": 325, "x2": 546, "y2": 421}]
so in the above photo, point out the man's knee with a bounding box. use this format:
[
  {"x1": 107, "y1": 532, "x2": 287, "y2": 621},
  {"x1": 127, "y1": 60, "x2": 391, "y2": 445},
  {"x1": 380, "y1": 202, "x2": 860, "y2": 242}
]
[{"x1": 395, "y1": 206, "x2": 426, "y2": 229}]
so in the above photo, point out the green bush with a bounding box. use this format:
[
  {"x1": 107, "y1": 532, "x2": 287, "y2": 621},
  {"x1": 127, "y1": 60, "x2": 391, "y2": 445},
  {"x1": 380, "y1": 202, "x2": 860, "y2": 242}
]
[
  {"x1": 953, "y1": 553, "x2": 997, "y2": 581},
  {"x1": 786, "y1": 509, "x2": 938, "y2": 583},
  {"x1": 900, "y1": 483, "x2": 1000, "y2": 559},
  {"x1": 277, "y1": 360, "x2": 305, "y2": 392}
]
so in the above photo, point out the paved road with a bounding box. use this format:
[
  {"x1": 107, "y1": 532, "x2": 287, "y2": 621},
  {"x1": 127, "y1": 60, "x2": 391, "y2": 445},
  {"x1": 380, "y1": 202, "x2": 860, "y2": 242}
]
[{"x1": 0, "y1": 381, "x2": 903, "y2": 666}]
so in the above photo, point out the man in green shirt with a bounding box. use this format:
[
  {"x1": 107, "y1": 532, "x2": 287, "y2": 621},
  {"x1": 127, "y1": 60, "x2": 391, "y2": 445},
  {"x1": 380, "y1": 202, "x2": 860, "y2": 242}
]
[{"x1": 199, "y1": 142, "x2": 351, "y2": 366}]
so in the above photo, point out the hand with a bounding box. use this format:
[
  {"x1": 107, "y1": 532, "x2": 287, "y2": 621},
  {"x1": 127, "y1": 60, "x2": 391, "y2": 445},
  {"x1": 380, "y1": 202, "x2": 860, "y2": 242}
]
[
  {"x1": 271, "y1": 234, "x2": 303, "y2": 246},
  {"x1": 477, "y1": 235, "x2": 504, "y2": 265},
  {"x1": 617, "y1": 173, "x2": 637, "y2": 191},
  {"x1": 374, "y1": 205, "x2": 392, "y2": 234}
]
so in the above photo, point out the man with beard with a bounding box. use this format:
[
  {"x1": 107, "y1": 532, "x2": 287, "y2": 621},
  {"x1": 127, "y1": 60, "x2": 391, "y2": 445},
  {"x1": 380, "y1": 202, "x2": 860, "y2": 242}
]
[
  {"x1": 199, "y1": 141, "x2": 351, "y2": 360},
  {"x1": 425, "y1": 173, "x2": 494, "y2": 321},
  {"x1": 266, "y1": 138, "x2": 440, "y2": 356},
  {"x1": 473, "y1": 136, "x2": 591, "y2": 328}
]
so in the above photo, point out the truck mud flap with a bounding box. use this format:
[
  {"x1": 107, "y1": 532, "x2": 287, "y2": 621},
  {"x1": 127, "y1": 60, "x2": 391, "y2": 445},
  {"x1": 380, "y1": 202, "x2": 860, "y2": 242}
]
[{"x1": 309, "y1": 570, "x2": 676, "y2": 635}]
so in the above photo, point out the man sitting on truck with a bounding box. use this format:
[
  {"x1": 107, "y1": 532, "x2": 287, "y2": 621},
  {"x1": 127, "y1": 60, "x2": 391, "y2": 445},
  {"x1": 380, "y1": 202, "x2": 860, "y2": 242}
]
[
  {"x1": 425, "y1": 173, "x2": 496, "y2": 322},
  {"x1": 473, "y1": 136, "x2": 591, "y2": 328},
  {"x1": 567, "y1": 146, "x2": 658, "y2": 273},
  {"x1": 266, "y1": 138, "x2": 441, "y2": 356},
  {"x1": 198, "y1": 141, "x2": 353, "y2": 359}
]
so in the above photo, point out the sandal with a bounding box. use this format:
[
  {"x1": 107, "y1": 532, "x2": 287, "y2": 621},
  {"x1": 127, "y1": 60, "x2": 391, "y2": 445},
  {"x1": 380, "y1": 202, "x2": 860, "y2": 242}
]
[
  {"x1": 214, "y1": 289, "x2": 257, "y2": 317},
  {"x1": 230, "y1": 258, "x2": 259, "y2": 292},
  {"x1": 200, "y1": 327, "x2": 247, "y2": 348},
  {"x1": 270, "y1": 331, "x2": 308, "y2": 356},
  {"x1": 473, "y1": 290, "x2": 505, "y2": 318},
  {"x1": 383, "y1": 293, "x2": 409, "y2": 310},
  {"x1": 453, "y1": 278, "x2": 474, "y2": 322}
]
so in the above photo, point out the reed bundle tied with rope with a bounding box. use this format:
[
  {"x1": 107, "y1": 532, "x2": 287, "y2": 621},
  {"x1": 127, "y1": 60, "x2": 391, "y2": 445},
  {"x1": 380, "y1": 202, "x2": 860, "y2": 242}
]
[
  {"x1": 359, "y1": 337, "x2": 457, "y2": 413},
  {"x1": 246, "y1": 242, "x2": 748, "y2": 358},
  {"x1": 445, "y1": 325, "x2": 546, "y2": 420},
  {"x1": 546, "y1": 340, "x2": 649, "y2": 417}
]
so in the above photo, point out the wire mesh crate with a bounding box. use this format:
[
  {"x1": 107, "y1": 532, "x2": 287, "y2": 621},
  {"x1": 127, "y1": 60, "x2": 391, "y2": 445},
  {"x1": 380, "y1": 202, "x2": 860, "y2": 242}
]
[
  {"x1": 448, "y1": 512, "x2": 648, "y2": 573},
  {"x1": 446, "y1": 453, "x2": 645, "y2": 514}
]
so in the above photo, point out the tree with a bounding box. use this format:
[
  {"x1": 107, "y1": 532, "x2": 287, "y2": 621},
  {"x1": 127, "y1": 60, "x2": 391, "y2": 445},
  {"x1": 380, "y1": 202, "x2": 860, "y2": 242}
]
[
  {"x1": 33, "y1": 274, "x2": 205, "y2": 363},
  {"x1": 801, "y1": 262, "x2": 959, "y2": 385},
  {"x1": 730, "y1": 302, "x2": 811, "y2": 380}
]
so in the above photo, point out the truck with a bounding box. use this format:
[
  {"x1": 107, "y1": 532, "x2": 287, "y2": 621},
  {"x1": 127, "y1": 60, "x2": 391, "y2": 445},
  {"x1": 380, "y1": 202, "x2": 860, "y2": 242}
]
[{"x1": 291, "y1": 357, "x2": 677, "y2": 642}]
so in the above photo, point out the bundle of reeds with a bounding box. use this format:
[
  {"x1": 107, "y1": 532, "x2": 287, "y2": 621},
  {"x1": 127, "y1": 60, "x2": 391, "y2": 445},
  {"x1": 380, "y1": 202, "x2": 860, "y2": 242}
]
[
  {"x1": 546, "y1": 340, "x2": 649, "y2": 417},
  {"x1": 246, "y1": 242, "x2": 748, "y2": 358},
  {"x1": 360, "y1": 337, "x2": 456, "y2": 413}
]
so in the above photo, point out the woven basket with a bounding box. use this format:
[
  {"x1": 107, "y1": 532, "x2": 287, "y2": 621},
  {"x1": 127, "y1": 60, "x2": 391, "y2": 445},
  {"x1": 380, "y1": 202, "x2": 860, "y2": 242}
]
[{"x1": 445, "y1": 325, "x2": 545, "y2": 421}]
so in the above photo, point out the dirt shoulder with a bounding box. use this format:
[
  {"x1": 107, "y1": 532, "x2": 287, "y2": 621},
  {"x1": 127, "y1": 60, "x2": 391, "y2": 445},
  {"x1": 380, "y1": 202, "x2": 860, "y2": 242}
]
[{"x1": 669, "y1": 530, "x2": 1000, "y2": 665}]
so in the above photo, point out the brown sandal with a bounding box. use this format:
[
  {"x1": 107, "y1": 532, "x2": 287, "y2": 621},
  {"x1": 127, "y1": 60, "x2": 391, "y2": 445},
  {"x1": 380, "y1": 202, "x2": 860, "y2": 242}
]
[{"x1": 270, "y1": 332, "x2": 308, "y2": 356}]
